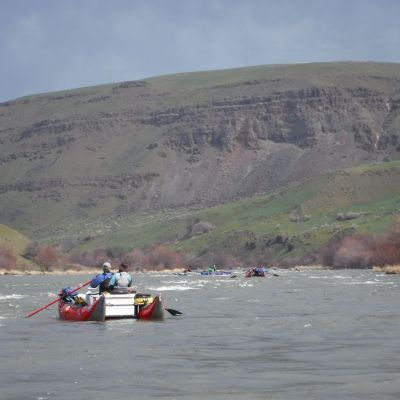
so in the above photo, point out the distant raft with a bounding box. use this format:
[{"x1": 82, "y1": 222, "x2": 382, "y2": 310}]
[
  {"x1": 244, "y1": 268, "x2": 266, "y2": 278},
  {"x1": 199, "y1": 270, "x2": 233, "y2": 276}
]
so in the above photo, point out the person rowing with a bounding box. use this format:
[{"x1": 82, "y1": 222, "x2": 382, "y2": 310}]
[{"x1": 90, "y1": 261, "x2": 113, "y2": 293}]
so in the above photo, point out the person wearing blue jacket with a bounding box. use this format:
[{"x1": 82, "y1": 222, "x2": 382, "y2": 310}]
[{"x1": 90, "y1": 261, "x2": 113, "y2": 293}]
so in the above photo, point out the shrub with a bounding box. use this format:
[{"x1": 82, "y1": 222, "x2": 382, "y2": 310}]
[
  {"x1": 69, "y1": 248, "x2": 108, "y2": 268},
  {"x1": 123, "y1": 249, "x2": 149, "y2": 271},
  {"x1": 0, "y1": 244, "x2": 17, "y2": 270},
  {"x1": 320, "y1": 224, "x2": 400, "y2": 268},
  {"x1": 34, "y1": 244, "x2": 59, "y2": 272},
  {"x1": 146, "y1": 245, "x2": 184, "y2": 270}
]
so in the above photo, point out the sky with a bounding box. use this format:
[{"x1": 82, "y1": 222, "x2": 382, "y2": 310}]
[{"x1": 0, "y1": 0, "x2": 399, "y2": 102}]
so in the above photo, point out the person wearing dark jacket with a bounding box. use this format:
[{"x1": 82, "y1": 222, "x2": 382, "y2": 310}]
[{"x1": 90, "y1": 262, "x2": 113, "y2": 293}]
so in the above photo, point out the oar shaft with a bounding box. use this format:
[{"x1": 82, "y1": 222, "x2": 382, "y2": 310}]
[
  {"x1": 25, "y1": 297, "x2": 60, "y2": 318},
  {"x1": 25, "y1": 279, "x2": 92, "y2": 318}
]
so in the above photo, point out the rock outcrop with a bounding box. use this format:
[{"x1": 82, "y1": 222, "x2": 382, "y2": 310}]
[{"x1": 0, "y1": 62, "x2": 399, "y2": 237}]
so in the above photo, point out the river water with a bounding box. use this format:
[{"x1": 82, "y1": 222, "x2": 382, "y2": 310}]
[{"x1": 0, "y1": 269, "x2": 399, "y2": 400}]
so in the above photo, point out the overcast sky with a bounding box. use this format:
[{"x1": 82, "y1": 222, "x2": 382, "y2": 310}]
[{"x1": 1, "y1": 0, "x2": 399, "y2": 102}]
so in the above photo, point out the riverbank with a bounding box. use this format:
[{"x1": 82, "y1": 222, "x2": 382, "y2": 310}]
[
  {"x1": 0, "y1": 266, "x2": 185, "y2": 276},
  {"x1": 372, "y1": 265, "x2": 400, "y2": 274},
  {"x1": 0, "y1": 267, "x2": 95, "y2": 276},
  {"x1": 291, "y1": 265, "x2": 400, "y2": 274},
  {"x1": 2, "y1": 264, "x2": 399, "y2": 275}
]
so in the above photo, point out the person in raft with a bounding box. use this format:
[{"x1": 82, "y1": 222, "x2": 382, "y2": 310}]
[
  {"x1": 207, "y1": 265, "x2": 217, "y2": 274},
  {"x1": 90, "y1": 261, "x2": 113, "y2": 293},
  {"x1": 108, "y1": 262, "x2": 135, "y2": 294}
]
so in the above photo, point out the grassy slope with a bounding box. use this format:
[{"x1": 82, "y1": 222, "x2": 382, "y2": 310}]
[
  {"x1": 147, "y1": 62, "x2": 400, "y2": 92},
  {"x1": 3, "y1": 62, "x2": 400, "y2": 265},
  {"x1": 0, "y1": 224, "x2": 34, "y2": 269},
  {"x1": 70, "y1": 161, "x2": 400, "y2": 263},
  {"x1": 2, "y1": 160, "x2": 399, "y2": 267},
  {"x1": 2, "y1": 61, "x2": 400, "y2": 239}
]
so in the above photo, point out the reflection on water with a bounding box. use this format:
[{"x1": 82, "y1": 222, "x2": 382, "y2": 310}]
[{"x1": 0, "y1": 270, "x2": 399, "y2": 400}]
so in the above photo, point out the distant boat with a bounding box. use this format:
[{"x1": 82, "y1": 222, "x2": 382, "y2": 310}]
[
  {"x1": 244, "y1": 268, "x2": 266, "y2": 278},
  {"x1": 199, "y1": 270, "x2": 232, "y2": 276}
]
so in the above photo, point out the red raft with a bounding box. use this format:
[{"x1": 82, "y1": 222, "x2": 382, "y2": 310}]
[
  {"x1": 244, "y1": 268, "x2": 266, "y2": 278},
  {"x1": 137, "y1": 295, "x2": 164, "y2": 320},
  {"x1": 58, "y1": 295, "x2": 106, "y2": 321},
  {"x1": 58, "y1": 293, "x2": 164, "y2": 322}
]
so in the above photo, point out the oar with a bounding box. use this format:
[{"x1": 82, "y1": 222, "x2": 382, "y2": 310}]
[
  {"x1": 25, "y1": 279, "x2": 92, "y2": 318},
  {"x1": 230, "y1": 270, "x2": 247, "y2": 278},
  {"x1": 230, "y1": 269, "x2": 279, "y2": 278},
  {"x1": 165, "y1": 307, "x2": 183, "y2": 316},
  {"x1": 263, "y1": 268, "x2": 280, "y2": 276}
]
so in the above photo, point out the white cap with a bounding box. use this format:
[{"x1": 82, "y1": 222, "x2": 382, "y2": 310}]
[{"x1": 102, "y1": 262, "x2": 111, "y2": 272}]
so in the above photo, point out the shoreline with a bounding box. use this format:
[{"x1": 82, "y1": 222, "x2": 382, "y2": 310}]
[
  {"x1": 372, "y1": 265, "x2": 400, "y2": 274},
  {"x1": 0, "y1": 267, "x2": 185, "y2": 276},
  {"x1": 2, "y1": 264, "x2": 400, "y2": 276}
]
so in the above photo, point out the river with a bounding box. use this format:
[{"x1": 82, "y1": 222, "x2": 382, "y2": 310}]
[{"x1": 0, "y1": 269, "x2": 399, "y2": 400}]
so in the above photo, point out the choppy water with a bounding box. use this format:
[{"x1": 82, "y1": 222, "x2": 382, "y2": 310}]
[{"x1": 0, "y1": 270, "x2": 399, "y2": 400}]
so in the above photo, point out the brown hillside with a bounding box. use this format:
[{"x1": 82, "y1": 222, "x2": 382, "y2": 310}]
[{"x1": 0, "y1": 62, "x2": 400, "y2": 239}]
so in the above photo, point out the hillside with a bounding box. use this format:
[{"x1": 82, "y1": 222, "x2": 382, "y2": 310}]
[
  {"x1": 0, "y1": 61, "x2": 400, "y2": 248},
  {"x1": 64, "y1": 161, "x2": 400, "y2": 267},
  {"x1": 0, "y1": 160, "x2": 399, "y2": 269},
  {"x1": 0, "y1": 224, "x2": 34, "y2": 270}
]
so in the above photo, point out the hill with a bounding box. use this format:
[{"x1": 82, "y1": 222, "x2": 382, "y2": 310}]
[
  {"x1": 0, "y1": 224, "x2": 34, "y2": 270},
  {"x1": 0, "y1": 62, "x2": 400, "y2": 268},
  {"x1": 64, "y1": 161, "x2": 400, "y2": 268}
]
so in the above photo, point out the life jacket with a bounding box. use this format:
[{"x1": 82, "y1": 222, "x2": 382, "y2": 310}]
[{"x1": 114, "y1": 271, "x2": 132, "y2": 287}]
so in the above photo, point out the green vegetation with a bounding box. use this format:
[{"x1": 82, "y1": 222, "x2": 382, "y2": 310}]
[
  {"x1": 2, "y1": 61, "x2": 400, "y2": 269},
  {"x1": 2, "y1": 160, "x2": 399, "y2": 270},
  {"x1": 63, "y1": 160, "x2": 400, "y2": 265},
  {"x1": 0, "y1": 224, "x2": 30, "y2": 251},
  {"x1": 0, "y1": 224, "x2": 35, "y2": 270},
  {"x1": 147, "y1": 61, "x2": 400, "y2": 93}
]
